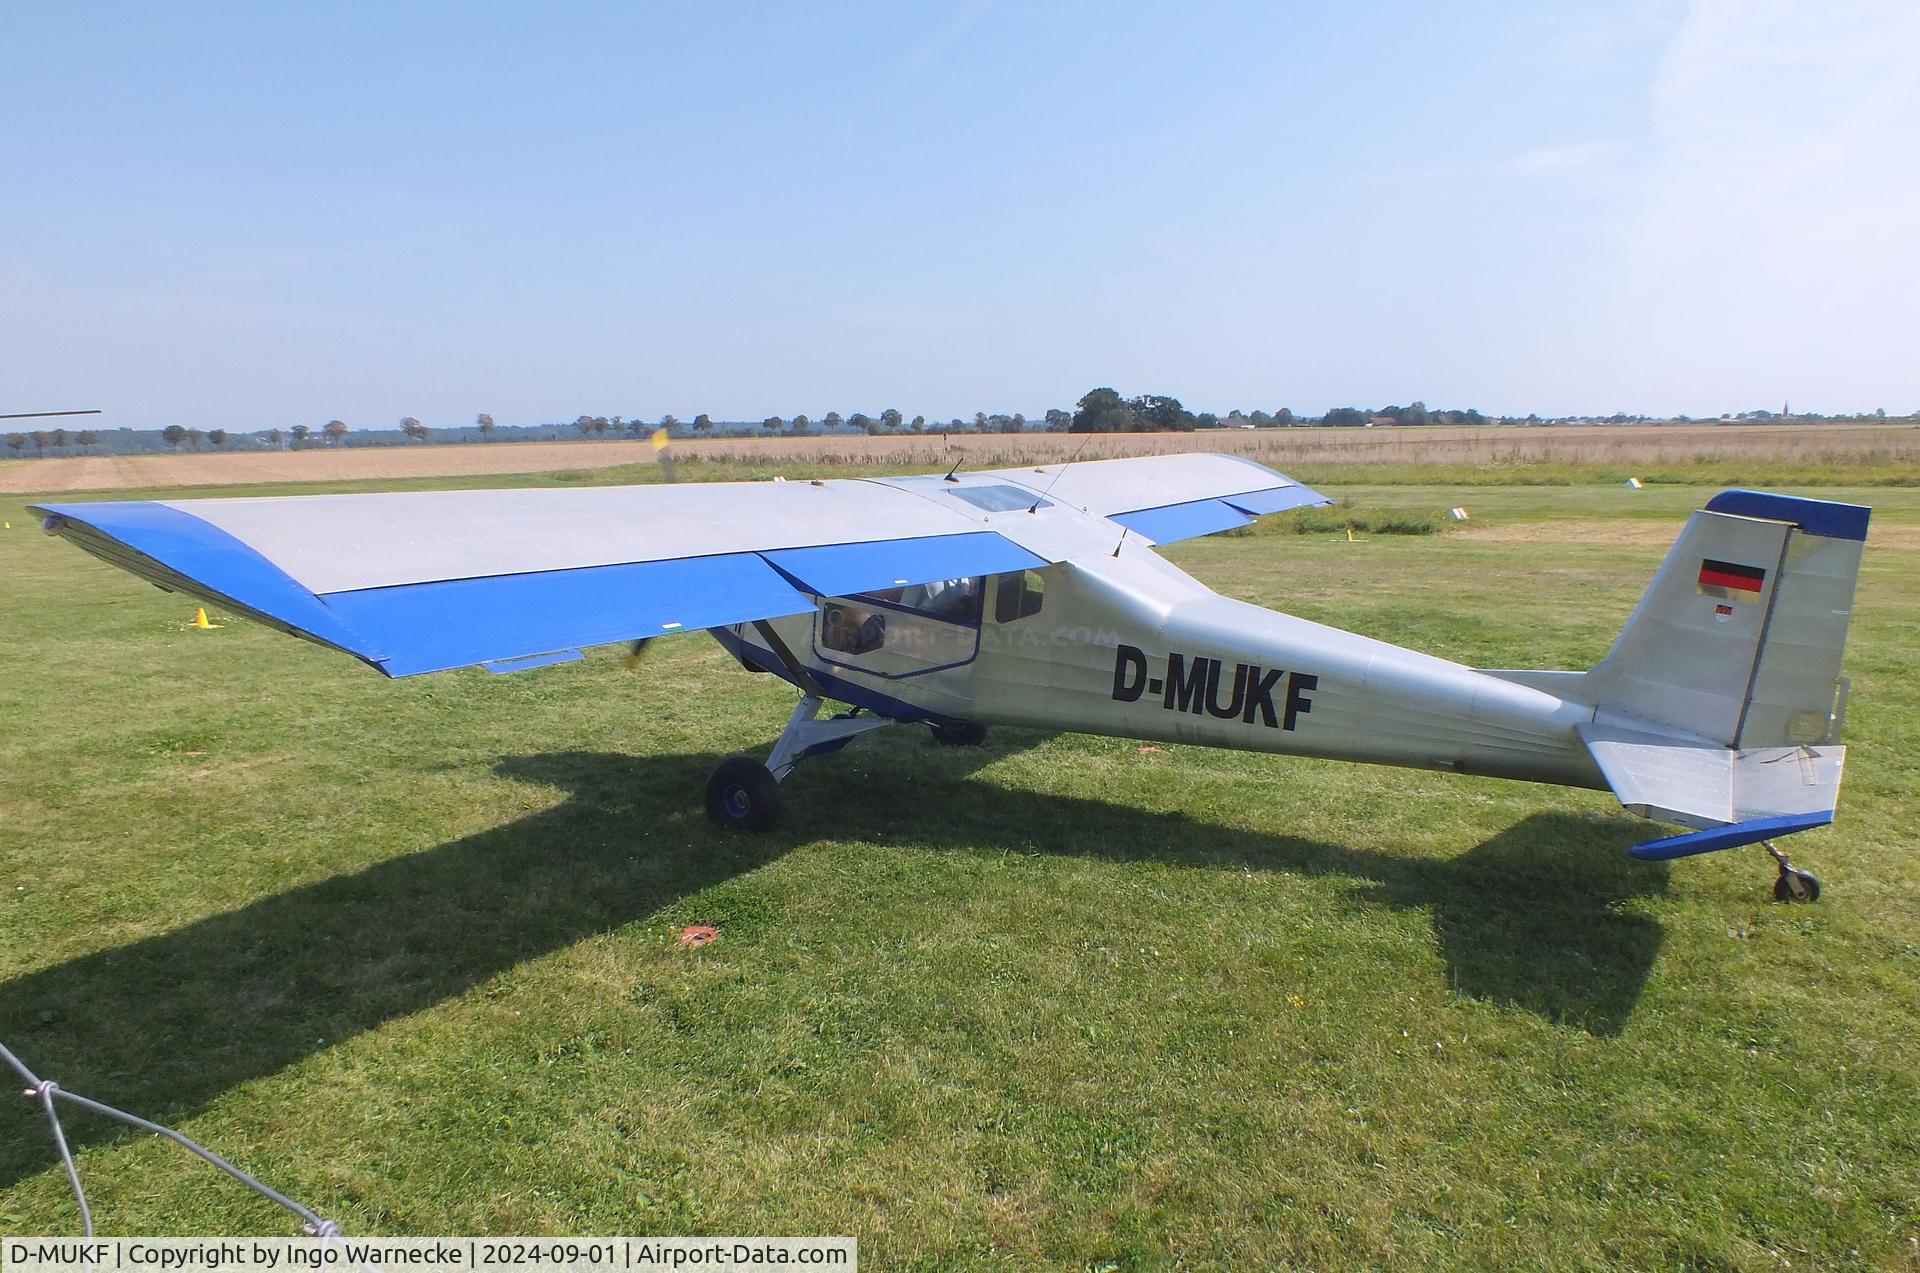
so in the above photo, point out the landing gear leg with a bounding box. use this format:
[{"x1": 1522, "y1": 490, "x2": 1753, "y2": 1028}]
[
  {"x1": 1764, "y1": 839, "x2": 1822, "y2": 903},
  {"x1": 705, "y1": 695, "x2": 893, "y2": 832}
]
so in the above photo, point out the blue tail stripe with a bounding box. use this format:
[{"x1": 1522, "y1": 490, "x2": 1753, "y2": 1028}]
[
  {"x1": 1705, "y1": 490, "x2": 1869, "y2": 541},
  {"x1": 1627, "y1": 811, "x2": 1834, "y2": 861}
]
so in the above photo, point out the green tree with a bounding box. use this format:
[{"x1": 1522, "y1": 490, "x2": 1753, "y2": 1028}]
[
  {"x1": 1322, "y1": 407, "x2": 1368, "y2": 428},
  {"x1": 7, "y1": 433, "x2": 26, "y2": 456},
  {"x1": 400, "y1": 417, "x2": 427, "y2": 442},
  {"x1": 693, "y1": 413, "x2": 712, "y2": 434},
  {"x1": 207, "y1": 428, "x2": 227, "y2": 448},
  {"x1": 762, "y1": 416, "x2": 784, "y2": 434},
  {"x1": 1275, "y1": 407, "x2": 1295, "y2": 426},
  {"x1": 822, "y1": 412, "x2": 844, "y2": 432},
  {"x1": 1044, "y1": 409, "x2": 1071, "y2": 432},
  {"x1": 51, "y1": 427, "x2": 69, "y2": 453},
  {"x1": 849, "y1": 412, "x2": 875, "y2": 434},
  {"x1": 575, "y1": 415, "x2": 595, "y2": 435},
  {"x1": 324, "y1": 419, "x2": 348, "y2": 445},
  {"x1": 186, "y1": 427, "x2": 204, "y2": 450},
  {"x1": 291, "y1": 424, "x2": 310, "y2": 448},
  {"x1": 1130, "y1": 394, "x2": 1193, "y2": 431},
  {"x1": 658, "y1": 414, "x2": 679, "y2": 437},
  {"x1": 30, "y1": 430, "x2": 48, "y2": 456},
  {"x1": 477, "y1": 413, "x2": 496, "y2": 441},
  {"x1": 881, "y1": 408, "x2": 903, "y2": 431},
  {"x1": 75, "y1": 429, "x2": 98, "y2": 452},
  {"x1": 266, "y1": 428, "x2": 283, "y2": 450},
  {"x1": 1195, "y1": 412, "x2": 1220, "y2": 429},
  {"x1": 910, "y1": 414, "x2": 925, "y2": 432},
  {"x1": 791, "y1": 414, "x2": 812, "y2": 435},
  {"x1": 1071, "y1": 387, "x2": 1134, "y2": 433}
]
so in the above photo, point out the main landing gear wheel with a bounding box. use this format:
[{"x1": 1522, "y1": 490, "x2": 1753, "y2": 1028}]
[
  {"x1": 1763, "y1": 839, "x2": 1822, "y2": 903},
  {"x1": 706, "y1": 756, "x2": 781, "y2": 832},
  {"x1": 930, "y1": 721, "x2": 988, "y2": 747}
]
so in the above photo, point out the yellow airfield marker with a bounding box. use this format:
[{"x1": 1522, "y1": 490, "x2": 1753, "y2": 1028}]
[
  {"x1": 191, "y1": 607, "x2": 222, "y2": 630},
  {"x1": 1347, "y1": 527, "x2": 1355, "y2": 542}
]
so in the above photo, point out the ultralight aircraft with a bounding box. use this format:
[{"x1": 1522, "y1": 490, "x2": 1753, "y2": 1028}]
[{"x1": 31, "y1": 454, "x2": 1867, "y2": 899}]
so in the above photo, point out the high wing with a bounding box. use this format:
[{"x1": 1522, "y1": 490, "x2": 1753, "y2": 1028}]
[
  {"x1": 30, "y1": 453, "x2": 1324, "y2": 678},
  {"x1": 980, "y1": 452, "x2": 1329, "y2": 544}
]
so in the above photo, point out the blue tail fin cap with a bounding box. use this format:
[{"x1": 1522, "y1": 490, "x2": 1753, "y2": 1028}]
[
  {"x1": 1628, "y1": 811, "x2": 1833, "y2": 861},
  {"x1": 1705, "y1": 491, "x2": 1869, "y2": 542}
]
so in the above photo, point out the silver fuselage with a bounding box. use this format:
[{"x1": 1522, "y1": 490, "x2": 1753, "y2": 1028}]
[{"x1": 726, "y1": 475, "x2": 1606, "y2": 793}]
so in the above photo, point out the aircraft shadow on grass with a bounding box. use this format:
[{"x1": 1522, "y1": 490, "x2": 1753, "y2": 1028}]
[{"x1": 0, "y1": 734, "x2": 1666, "y2": 1188}]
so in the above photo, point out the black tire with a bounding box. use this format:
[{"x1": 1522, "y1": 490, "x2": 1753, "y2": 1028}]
[
  {"x1": 706, "y1": 756, "x2": 782, "y2": 832},
  {"x1": 930, "y1": 721, "x2": 989, "y2": 747},
  {"x1": 1773, "y1": 868, "x2": 1821, "y2": 903}
]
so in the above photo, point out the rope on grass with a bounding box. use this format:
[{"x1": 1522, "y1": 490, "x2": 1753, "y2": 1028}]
[{"x1": 1, "y1": 1037, "x2": 343, "y2": 1238}]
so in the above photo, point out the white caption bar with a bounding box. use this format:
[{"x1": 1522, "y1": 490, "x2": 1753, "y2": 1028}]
[{"x1": 3, "y1": 1240, "x2": 854, "y2": 1273}]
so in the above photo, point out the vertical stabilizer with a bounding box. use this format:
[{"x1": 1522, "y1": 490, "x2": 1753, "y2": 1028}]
[{"x1": 1582, "y1": 491, "x2": 1868, "y2": 749}]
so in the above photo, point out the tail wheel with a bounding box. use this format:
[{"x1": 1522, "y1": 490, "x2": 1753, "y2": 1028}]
[
  {"x1": 706, "y1": 756, "x2": 782, "y2": 831},
  {"x1": 1773, "y1": 867, "x2": 1822, "y2": 903}
]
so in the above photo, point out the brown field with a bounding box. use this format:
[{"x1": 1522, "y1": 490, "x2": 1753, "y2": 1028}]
[{"x1": 4, "y1": 422, "x2": 1918, "y2": 493}]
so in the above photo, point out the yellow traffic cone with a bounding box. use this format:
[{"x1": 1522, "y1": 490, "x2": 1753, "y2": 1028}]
[{"x1": 191, "y1": 607, "x2": 222, "y2": 630}]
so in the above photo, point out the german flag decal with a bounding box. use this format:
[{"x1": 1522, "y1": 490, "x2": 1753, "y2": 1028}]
[{"x1": 1698, "y1": 558, "x2": 1766, "y2": 601}]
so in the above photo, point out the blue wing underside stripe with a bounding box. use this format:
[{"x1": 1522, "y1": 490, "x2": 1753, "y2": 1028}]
[
  {"x1": 1110, "y1": 485, "x2": 1331, "y2": 545},
  {"x1": 30, "y1": 502, "x2": 1050, "y2": 677}
]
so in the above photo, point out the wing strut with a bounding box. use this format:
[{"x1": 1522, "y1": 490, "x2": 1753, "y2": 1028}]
[{"x1": 750, "y1": 619, "x2": 828, "y2": 697}]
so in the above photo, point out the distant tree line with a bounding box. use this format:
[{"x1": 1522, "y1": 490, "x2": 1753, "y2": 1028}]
[{"x1": 8, "y1": 400, "x2": 1914, "y2": 459}]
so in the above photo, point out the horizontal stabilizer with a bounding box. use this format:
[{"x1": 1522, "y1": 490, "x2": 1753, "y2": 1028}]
[{"x1": 1578, "y1": 720, "x2": 1844, "y2": 832}]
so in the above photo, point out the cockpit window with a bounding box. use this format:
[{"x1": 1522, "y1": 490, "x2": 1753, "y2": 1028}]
[
  {"x1": 834, "y1": 577, "x2": 985, "y2": 628},
  {"x1": 993, "y1": 570, "x2": 1045, "y2": 623},
  {"x1": 896, "y1": 576, "x2": 982, "y2": 622},
  {"x1": 948, "y1": 484, "x2": 1049, "y2": 513}
]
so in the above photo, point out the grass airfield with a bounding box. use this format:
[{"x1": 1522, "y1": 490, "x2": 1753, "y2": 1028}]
[{"x1": 1, "y1": 464, "x2": 1916, "y2": 1270}]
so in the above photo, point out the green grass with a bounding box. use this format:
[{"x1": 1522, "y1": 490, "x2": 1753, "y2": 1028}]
[
  {"x1": 1, "y1": 471, "x2": 1916, "y2": 1270},
  {"x1": 1241, "y1": 501, "x2": 1449, "y2": 536}
]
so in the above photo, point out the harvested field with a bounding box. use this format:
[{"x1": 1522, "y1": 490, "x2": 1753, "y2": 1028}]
[
  {"x1": 1457, "y1": 518, "x2": 1920, "y2": 550},
  {"x1": 5, "y1": 423, "x2": 1919, "y2": 493}
]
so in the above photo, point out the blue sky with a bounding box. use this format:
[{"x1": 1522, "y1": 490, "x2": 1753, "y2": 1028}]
[{"x1": 5, "y1": 1, "x2": 1916, "y2": 430}]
